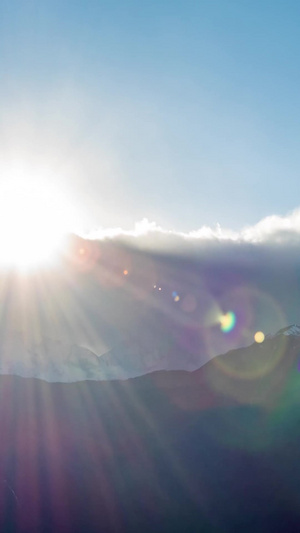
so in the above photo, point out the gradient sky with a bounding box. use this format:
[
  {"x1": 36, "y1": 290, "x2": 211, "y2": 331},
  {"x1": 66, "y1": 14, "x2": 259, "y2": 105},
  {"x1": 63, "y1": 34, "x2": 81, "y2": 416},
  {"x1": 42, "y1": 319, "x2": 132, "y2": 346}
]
[{"x1": 1, "y1": 1, "x2": 300, "y2": 233}]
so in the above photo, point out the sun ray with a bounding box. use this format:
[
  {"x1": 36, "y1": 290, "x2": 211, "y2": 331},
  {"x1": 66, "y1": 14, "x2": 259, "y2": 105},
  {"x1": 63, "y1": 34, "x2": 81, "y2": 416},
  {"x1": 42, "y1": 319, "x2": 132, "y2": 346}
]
[{"x1": 0, "y1": 181, "x2": 78, "y2": 270}]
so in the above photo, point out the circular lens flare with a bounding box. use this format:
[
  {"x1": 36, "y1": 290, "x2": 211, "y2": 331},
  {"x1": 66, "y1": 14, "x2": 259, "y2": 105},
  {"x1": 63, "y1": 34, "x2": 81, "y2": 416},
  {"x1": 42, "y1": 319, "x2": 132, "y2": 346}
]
[
  {"x1": 254, "y1": 331, "x2": 265, "y2": 343},
  {"x1": 220, "y1": 311, "x2": 236, "y2": 333}
]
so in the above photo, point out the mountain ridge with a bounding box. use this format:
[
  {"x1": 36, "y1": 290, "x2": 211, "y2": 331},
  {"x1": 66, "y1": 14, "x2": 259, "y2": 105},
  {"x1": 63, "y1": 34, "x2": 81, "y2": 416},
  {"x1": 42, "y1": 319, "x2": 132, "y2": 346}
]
[{"x1": 0, "y1": 323, "x2": 299, "y2": 383}]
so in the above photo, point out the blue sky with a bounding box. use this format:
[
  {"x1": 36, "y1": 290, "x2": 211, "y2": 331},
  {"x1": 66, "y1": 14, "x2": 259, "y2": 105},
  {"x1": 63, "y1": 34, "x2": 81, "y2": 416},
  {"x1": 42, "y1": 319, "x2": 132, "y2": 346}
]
[{"x1": 1, "y1": 1, "x2": 300, "y2": 232}]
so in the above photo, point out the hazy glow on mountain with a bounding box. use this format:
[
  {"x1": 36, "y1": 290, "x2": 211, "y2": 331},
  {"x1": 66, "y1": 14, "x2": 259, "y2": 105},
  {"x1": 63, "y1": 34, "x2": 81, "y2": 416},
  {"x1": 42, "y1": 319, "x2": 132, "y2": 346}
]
[{"x1": 0, "y1": 181, "x2": 77, "y2": 269}]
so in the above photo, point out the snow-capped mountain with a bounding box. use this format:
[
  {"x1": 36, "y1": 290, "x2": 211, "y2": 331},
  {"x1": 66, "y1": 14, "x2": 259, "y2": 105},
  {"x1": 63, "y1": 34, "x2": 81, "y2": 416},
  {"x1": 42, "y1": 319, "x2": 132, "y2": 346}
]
[
  {"x1": 275, "y1": 324, "x2": 300, "y2": 337},
  {"x1": 0, "y1": 330, "x2": 198, "y2": 382},
  {"x1": 0, "y1": 323, "x2": 299, "y2": 382},
  {"x1": 0, "y1": 333, "x2": 105, "y2": 382}
]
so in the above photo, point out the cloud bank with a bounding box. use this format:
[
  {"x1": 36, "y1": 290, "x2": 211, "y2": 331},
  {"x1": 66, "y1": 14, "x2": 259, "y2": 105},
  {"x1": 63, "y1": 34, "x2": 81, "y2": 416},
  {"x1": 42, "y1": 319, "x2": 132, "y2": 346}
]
[{"x1": 88, "y1": 207, "x2": 300, "y2": 246}]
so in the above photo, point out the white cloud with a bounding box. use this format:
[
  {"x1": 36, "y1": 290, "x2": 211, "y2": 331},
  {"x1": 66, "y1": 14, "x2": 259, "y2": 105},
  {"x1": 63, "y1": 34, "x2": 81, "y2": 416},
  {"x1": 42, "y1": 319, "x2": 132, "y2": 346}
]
[{"x1": 86, "y1": 208, "x2": 300, "y2": 245}]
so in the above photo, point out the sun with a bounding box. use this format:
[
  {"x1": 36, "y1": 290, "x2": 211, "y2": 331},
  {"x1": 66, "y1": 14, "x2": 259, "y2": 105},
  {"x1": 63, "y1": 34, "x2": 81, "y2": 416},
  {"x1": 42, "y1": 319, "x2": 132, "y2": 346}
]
[{"x1": 0, "y1": 182, "x2": 77, "y2": 269}]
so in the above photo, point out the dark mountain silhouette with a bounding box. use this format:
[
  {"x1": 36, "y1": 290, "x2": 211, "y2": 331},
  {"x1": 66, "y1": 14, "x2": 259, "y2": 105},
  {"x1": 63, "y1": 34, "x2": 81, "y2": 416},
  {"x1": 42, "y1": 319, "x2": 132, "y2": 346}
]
[{"x1": 0, "y1": 327, "x2": 300, "y2": 531}]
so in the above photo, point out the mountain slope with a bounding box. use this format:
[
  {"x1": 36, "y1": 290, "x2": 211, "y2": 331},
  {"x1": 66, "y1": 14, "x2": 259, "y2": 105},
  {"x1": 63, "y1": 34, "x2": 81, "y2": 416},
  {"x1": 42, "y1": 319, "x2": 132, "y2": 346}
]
[{"x1": 0, "y1": 333, "x2": 300, "y2": 532}]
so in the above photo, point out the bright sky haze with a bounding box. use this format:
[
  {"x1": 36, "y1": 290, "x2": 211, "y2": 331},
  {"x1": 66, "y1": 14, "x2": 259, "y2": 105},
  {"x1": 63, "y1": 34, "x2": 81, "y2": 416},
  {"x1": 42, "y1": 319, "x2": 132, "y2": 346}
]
[{"x1": 1, "y1": 1, "x2": 300, "y2": 235}]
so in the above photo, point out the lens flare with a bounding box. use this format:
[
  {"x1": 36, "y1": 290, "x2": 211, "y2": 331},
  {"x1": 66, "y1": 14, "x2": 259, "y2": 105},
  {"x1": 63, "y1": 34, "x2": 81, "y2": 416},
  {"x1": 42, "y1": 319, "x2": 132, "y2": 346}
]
[
  {"x1": 254, "y1": 331, "x2": 265, "y2": 343},
  {"x1": 172, "y1": 291, "x2": 180, "y2": 302},
  {"x1": 220, "y1": 311, "x2": 236, "y2": 333}
]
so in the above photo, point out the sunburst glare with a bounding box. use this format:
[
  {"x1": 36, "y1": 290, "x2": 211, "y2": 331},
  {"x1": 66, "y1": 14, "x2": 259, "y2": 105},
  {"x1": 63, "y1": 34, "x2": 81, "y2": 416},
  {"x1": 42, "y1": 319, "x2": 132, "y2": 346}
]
[{"x1": 0, "y1": 181, "x2": 79, "y2": 270}]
